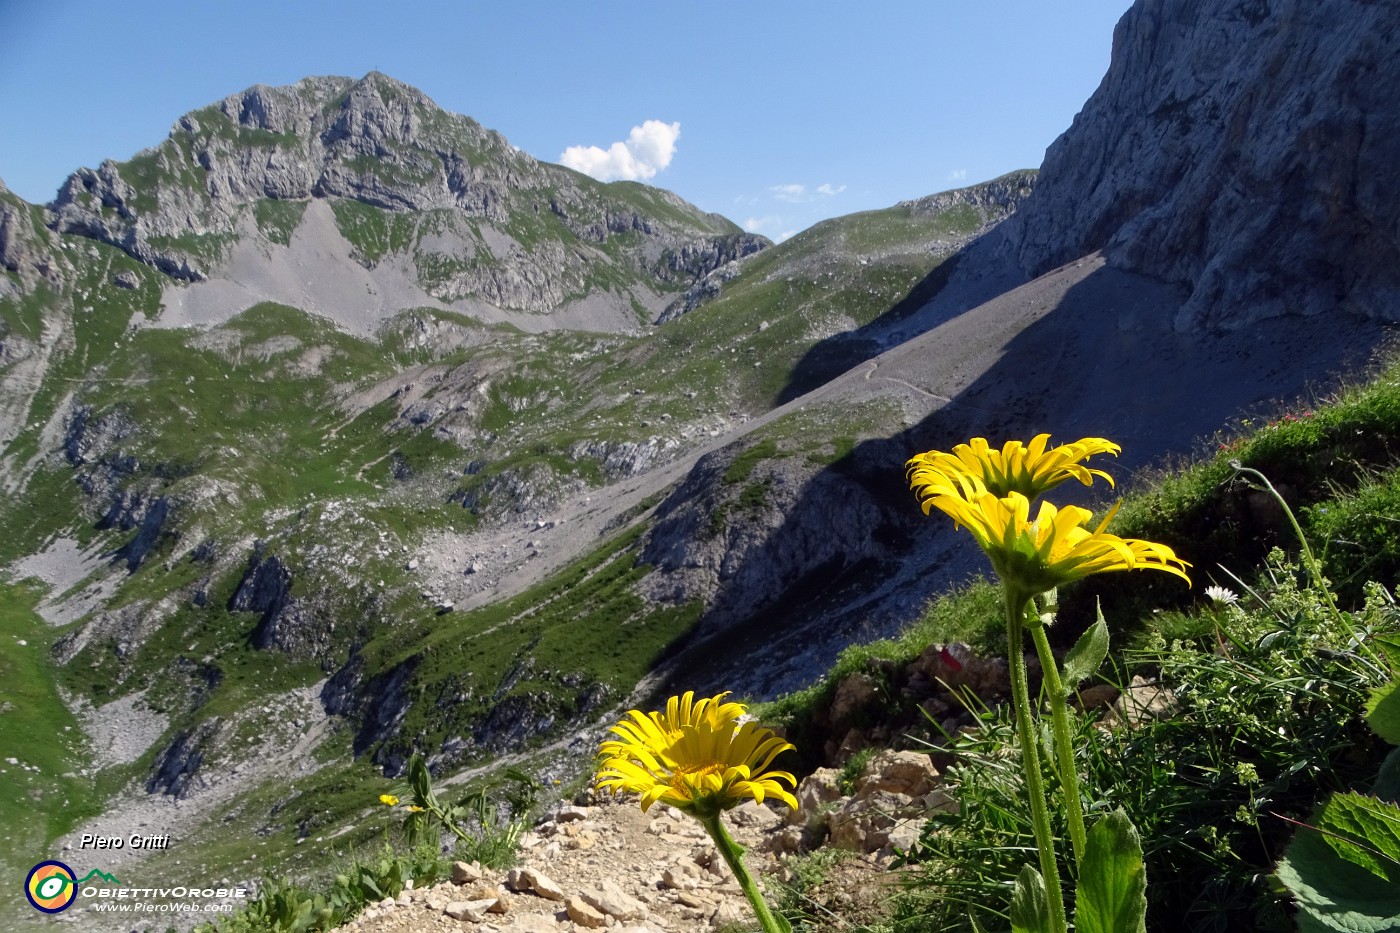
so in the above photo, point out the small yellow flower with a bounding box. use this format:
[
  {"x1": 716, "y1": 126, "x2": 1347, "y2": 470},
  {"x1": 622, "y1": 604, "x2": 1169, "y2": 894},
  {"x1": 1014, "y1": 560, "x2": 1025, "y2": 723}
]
[
  {"x1": 405, "y1": 804, "x2": 424, "y2": 813},
  {"x1": 597, "y1": 691, "x2": 798, "y2": 817},
  {"x1": 378, "y1": 794, "x2": 399, "y2": 806},
  {"x1": 930, "y1": 489, "x2": 1190, "y2": 596},
  {"x1": 907, "y1": 434, "x2": 1120, "y2": 505}
]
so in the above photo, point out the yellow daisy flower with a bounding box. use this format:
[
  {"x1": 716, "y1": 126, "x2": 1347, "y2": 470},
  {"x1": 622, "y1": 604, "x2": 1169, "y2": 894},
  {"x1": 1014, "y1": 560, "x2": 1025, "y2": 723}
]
[
  {"x1": 378, "y1": 794, "x2": 399, "y2": 806},
  {"x1": 930, "y1": 489, "x2": 1190, "y2": 597},
  {"x1": 907, "y1": 434, "x2": 1120, "y2": 505},
  {"x1": 601, "y1": 690, "x2": 746, "y2": 756},
  {"x1": 597, "y1": 691, "x2": 798, "y2": 818}
]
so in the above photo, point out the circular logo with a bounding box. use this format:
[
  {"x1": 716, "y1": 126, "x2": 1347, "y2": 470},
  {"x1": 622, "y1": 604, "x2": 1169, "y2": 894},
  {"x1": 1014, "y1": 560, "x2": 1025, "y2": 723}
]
[{"x1": 25, "y1": 861, "x2": 77, "y2": 913}]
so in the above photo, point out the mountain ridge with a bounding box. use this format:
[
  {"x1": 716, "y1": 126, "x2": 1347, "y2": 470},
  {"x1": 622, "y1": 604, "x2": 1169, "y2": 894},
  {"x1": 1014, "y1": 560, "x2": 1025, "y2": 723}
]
[{"x1": 44, "y1": 71, "x2": 767, "y2": 330}]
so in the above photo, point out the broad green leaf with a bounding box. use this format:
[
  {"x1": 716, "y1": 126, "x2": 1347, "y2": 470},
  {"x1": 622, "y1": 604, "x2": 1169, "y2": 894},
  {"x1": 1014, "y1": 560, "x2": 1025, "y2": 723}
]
[
  {"x1": 1315, "y1": 791, "x2": 1400, "y2": 884},
  {"x1": 409, "y1": 753, "x2": 432, "y2": 804},
  {"x1": 1375, "y1": 747, "x2": 1400, "y2": 804},
  {"x1": 1365, "y1": 680, "x2": 1400, "y2": 745},
  {"x1": 1075, "y1": 810, "x2": 1147, "y2": 933},
  {"x1": 1374, "y1": 633, "x2": 1400, "y2": 670},
  {"x1": 1010, "y1": 865, "x2": 1053, "y2": 933},
  {"x1": 1062, "y1": 617, "x2": 1110, "y2": 693},
  {"x1": 1277, "y1": 818, "x2": 1400, "y2": 932}
]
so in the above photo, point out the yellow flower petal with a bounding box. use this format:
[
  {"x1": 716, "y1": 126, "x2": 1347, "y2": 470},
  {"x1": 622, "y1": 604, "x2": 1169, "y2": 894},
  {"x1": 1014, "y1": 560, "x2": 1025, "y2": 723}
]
[
  {"x1": 378, "y1": 794, "x2": 399, "y2": 807},
  {"x1": 908, "y1": 434, "x2": 1120, "y2": 504},
  {"x1": 930, "y1": 489, "x2": 1190, "y2": 596},
  {"x1": 595, "y1": 692, "x2": 798, "y2": 818}
]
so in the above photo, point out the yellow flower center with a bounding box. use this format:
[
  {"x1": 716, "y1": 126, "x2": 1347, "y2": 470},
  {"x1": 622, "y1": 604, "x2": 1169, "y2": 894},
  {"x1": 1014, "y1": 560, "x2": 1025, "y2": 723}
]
[{"x1": 670, "y1": 761, "x2": 724, "y2": 797}]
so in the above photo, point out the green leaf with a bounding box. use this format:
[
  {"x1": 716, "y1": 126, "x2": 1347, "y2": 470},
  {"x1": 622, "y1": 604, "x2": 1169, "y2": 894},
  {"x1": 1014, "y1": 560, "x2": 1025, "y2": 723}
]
[
  {"x1": 1074, "y1": 810, "x2": 1147, "y2": 933},
  {"x1": 1365, "y1": 680, "x2": 1400, "y2": 745},
  {"x1": 1315, "y1": 792, "x2": 1400, "y2": 884},
  {"x1": 1062, "y1": 617, "x2": 1110, "y2": 693},
  {"x1": 413, "y1": 809, "x2": 433, "y2": 843},
  {"x1": 1375, "y1": 747, "x2": 1400, "y2": 805},
  {"x1": 408, "y1": 753, "x2": 433, "y2": 806},
  {"x1": 1374, "y1": 633, "x2": 1400, "y2": 670},
  {"x1": 1010, "y1": 865, "x2": 1053, "y2": 933},
  {"x1": 1276, "y1": 813, "x2": 1400, "y2": 932}
]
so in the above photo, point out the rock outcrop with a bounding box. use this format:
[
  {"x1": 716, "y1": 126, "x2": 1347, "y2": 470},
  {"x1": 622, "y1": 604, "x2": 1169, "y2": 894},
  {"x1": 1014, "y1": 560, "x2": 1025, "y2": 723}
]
[
  {"x1": 147, "y1": 717, "x2": 225, "y2": 799},
  {"x1": 228, "y1": 548, "x2": 308, "y2": 652},
  {"x1": 640, "y1": 441, "x2": 895, "y2": 639},
  {"x1": 998, "y1": 0, "x2": 1400, "y2": 330}
]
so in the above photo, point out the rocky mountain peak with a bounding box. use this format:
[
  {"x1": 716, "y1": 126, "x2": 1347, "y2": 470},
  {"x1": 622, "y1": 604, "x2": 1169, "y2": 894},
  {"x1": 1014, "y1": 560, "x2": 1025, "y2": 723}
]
[
  {"x1": 215, "y1": 72, "x2": 431, "y2": 141},
  {"x1": 324, "y1": 72, "x2": 430, "y2": 145},
  {"x1": 41, "y1": 72, "x2": 759, "y2": 325}
]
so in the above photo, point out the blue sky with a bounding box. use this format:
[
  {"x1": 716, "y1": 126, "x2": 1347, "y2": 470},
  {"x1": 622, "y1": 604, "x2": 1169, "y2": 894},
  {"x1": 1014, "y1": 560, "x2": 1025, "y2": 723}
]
[{"x1": 0, "y1": 1, "x2": 1130, "y2": 240}]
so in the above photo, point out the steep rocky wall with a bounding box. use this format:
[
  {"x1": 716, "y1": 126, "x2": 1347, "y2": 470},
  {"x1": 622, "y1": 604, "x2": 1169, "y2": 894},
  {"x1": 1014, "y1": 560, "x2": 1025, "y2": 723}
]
[{"x1": 999, "y1": 0, "x2": 1400, "y2": 330}]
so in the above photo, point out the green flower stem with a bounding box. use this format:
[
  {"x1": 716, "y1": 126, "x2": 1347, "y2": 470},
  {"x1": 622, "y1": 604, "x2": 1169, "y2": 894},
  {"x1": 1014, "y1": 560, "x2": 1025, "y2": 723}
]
[
  {"x1": 1229, "y1": 461, "x2": 1383, "y2": 670},
  {"x1": 699, "y1": 813, "x2": 790, "y2": 933},
  {"x1": 1030, "y1": 620, "x2": 1088, "y2": 869},
  {"x1": 1004, "y1": 583, "x2": 1069, "y2": 933}
]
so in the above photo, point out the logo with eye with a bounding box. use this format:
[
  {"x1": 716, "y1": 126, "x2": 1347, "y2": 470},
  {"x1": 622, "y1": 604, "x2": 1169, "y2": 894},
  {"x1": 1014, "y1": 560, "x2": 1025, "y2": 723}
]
[{"x1": 25, "y1": 861, "x2": 77, "y2": 913}]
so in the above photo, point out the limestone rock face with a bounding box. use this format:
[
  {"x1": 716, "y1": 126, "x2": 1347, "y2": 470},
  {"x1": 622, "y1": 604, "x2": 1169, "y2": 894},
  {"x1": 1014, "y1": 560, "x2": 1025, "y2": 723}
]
[{"x1": 999, "y1": 0, "x2": 1400, "y2": 330}]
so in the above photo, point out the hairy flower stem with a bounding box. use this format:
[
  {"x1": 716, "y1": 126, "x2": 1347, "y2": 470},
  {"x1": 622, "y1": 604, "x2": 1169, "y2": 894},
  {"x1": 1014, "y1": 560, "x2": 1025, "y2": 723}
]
[
  {"x1": 1005, "y1": 583, "x2": 1069, "y2": 933},
  {"x1": 1030, "y1": 620, "x2": 1088, "y2": 869},
  {"x1": 699, "y1": 815, "x2": 790, "y2": 933}
]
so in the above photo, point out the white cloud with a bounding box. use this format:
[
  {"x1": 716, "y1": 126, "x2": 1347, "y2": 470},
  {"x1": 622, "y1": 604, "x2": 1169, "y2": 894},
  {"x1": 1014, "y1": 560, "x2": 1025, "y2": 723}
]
[
  {"x1": 948, "y1": 169, "x2": 968, "y2": 182},
  {"x1": 560, "y1": 120, "x2": 680, "y2": 182},
  {"x1": 744, "y1": 215, "x2": 781, "y2": 233},
  {"x1": 770, "y1": 182, "x2": 843, "y2": 203},
  {"x1": 776, "y1": 230, "x2": 797, "y2": 242}
]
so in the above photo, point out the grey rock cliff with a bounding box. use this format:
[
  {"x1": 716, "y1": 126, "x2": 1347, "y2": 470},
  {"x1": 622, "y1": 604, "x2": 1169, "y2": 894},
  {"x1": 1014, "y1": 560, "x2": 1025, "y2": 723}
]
[{"x1": 998, "y1": 0, "x2": 1400, "y2": 330}]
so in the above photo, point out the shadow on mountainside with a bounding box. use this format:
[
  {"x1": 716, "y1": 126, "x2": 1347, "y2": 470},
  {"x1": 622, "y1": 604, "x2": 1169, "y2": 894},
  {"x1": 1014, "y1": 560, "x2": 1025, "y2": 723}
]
[
  {"x1": 657, "y1": 258, "x2": 1397, "y2": 701},
  {"x1": 773, "y1": 254, "x2": 964, "y2": 406}
]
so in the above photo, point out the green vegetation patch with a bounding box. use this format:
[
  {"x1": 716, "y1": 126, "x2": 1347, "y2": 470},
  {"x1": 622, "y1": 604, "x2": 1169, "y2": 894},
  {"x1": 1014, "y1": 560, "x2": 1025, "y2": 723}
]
[
  {"x1": 330, "y1": 199, "x2": 419, "y2": 265},
  {"x1": 146, "y1": 231, "x2": 236, "y2": 268},
  {"x1": 117, "y1": 143, "x2": 210, "y2": 214},
  {"x1": 724, "y1": 438, "x2": 780, "y2": 485},
  {"x1": 253, "y1": 199, "x2": 309, "y2": 246},
  {"x1": 0, "y1": 582, "x2": 108, "y2": 853}
]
